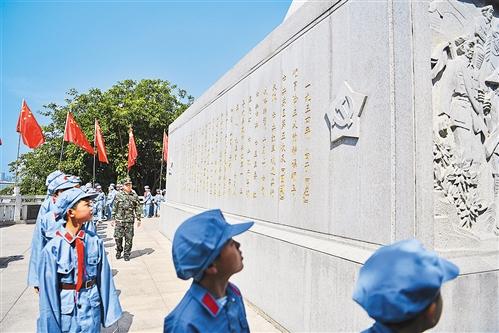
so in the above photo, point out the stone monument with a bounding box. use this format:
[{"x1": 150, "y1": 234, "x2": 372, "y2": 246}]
[{"x1": 161, "y1": 0, "x2": 499, "y2": 331}]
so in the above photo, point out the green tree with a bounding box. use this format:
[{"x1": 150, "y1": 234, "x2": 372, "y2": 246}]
[{"x1": 10, "y1": 79, "x2": 193, "y2": 195}]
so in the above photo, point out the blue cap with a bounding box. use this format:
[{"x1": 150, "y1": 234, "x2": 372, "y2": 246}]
[
  {"x1": 172, "y1": 209, "x2": 254, "y2": 281},
  {"x1": 353, "y1": 239, "x2": 459, "y2": 323},
  {"x1": 56, "y1": 187, "x2": 98, "y2": 220},
  {"x1": 47, "y1": 174, "x2": 80, "y2": 195},
  {"x1": 46, "y1": 170, "x2": 64, "y2": 187}
]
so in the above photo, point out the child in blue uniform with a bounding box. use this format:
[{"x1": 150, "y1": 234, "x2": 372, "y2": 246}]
[
  {"x1": 352, "y1": 239, "x2": 459, "y2": 333},
  {"x1": 28, "y1": 172, "x2": 81, "y2": 289},
  {"x1": 37, "y1": 171, "x2": 81, "y2": 220},
  {"x1": 164, "y1": 209, "x2": 253, "y2": 333},
  {"x1": 38, "y1": 188, "x2": 122, "y2": 332},
  {"x1": 36, "y1": 170, "x2": 64, "y2": 219},
  {"x1": 143, "y1": 186, "x2": 152, "y2": 218},
  {"x1": 105, "y1": 184, "x2": 117, "y2": 220},
  {"x1": 153, "y1": 189, "x2": 162, "y2": 217},
  {"x1": 93, "y1": 185, "x2": 106, "y2": 222}
]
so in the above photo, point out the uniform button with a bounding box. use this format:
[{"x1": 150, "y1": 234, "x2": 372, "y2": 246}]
[
  {"x1": 65, "y1": 269, "x2": 68, "y2": 272},
  {"x1": 77, "y1": 304, "x2": 82, "y2": 309},
  {"x1": 231, "y1": 298, "x2": 235, "y2": 302}
]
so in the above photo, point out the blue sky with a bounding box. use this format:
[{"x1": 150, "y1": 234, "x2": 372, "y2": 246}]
[{"x1": 0, "y1": 0, "x2": 292, "y2": 177}]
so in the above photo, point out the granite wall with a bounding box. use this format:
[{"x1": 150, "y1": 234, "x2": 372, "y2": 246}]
[{"x1": 161, "y1": 1, "x2": 499, "y2": 331}]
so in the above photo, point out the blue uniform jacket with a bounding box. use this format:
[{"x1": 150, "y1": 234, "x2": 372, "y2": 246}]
[
  {"x1": 28, "y1": 211, "x2": 63, "y2": 287},
  {"x1": 153, "y1": 194, "x2": 162, "y2": 205},
  {"x1": 94, "y1": 193, "x2": 105, "y2": 208},
  {"x1": 38, "y1": 228, "x2": 122, "y2": 332},
  {"x1": 37, "y1": 195, "x2": 58, "y2": 221},
  {"x1": 143, "y1": 192, "x2": 152, "y2": 204},
  {"x1": 361, "y1": 322, "x2": 396, "y2": 333},
  {"x1": 164, "y1": 282, "x2": 250, "y2": 333},
  {"x1": 105, "y1": 190, "x2": 117, "y2": 206}
]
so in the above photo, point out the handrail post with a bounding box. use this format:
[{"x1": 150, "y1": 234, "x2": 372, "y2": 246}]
[{"x1": 13, "y1": 186, "x2": 22, "y2": 223}]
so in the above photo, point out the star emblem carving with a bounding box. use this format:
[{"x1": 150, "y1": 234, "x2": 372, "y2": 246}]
[{"x1": 325, "y1": 81, "x2": 367, "y2": 146}]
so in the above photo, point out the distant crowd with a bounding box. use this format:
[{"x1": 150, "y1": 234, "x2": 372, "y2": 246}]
[{"x1": 79, "y1": 181, "x2": 167, "y2": 220}]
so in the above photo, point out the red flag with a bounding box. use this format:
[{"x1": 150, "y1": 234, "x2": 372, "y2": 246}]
[
  {"x1": 94, "y1": 120, "x2": 109, "y2": 163},
  {"x1": 63, "y1": 112, "x2": 94, "y2": 155},
  {"x1": 162, "y1": 130, "x2": 168, "y2": 162},
  {"x1": 128, "y1": 127, "x2": 138, "y2": 170},
  {"x1": 16, "y1": 100, "x2": 45, "y2": 148}
]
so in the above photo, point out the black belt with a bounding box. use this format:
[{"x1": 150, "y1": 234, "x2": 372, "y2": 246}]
[{"x1": 60, "y1": 279, "x2": 96, "y2": 290}]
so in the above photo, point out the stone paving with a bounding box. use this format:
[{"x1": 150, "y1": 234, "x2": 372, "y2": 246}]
[{"x1": 0, "y1": 218, "x2": 282, "y2": 332}]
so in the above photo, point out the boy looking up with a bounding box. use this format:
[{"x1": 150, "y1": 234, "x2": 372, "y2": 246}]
[
  {"x1": 164, "y1": 209, "x2": 253, "y2": 333},
  {"x1": 353, "y1": 239, "x2": 459, "y2": 333}
]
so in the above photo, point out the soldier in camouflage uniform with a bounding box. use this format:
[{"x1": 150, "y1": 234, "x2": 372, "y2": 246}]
[{"x1": 112, "y1": 177, "x2": 141, "y2": 261}]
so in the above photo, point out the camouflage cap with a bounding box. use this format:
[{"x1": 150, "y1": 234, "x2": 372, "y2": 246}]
[{"x1": 121, "y1": 177, "x2": 132, "y2": 185}]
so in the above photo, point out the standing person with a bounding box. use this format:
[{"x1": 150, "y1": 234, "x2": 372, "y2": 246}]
[
  {"x1": 353, "y1": 239, "x2": 459, "y2": 333},
  {"x1": 113, "y1": 177, "x2": 141, "y2": 261},
  {"x1": 164, "y1": 209, "x2": 253, "y2": 333},
  {"x1": 37, "y1": 171, "x2": 81, "y2": 220},
  {"x1": 153, "y1": 189, "x2": 162, "y2": 217},
  {"x1": 143, "y1": 186, "x2": 152, "y2": 218},
  {"x1": 105, "y1": 183, "x2": 117, "y2": 220},
  {"x1": 82, "y1": 182, "x2": 93, "y2": 193},
  {"x1": 94, "y1": 185, "x2": 106, "y2": 222},
  {"x1": 37, "y1": 170, "x2": 63, "y2": 219},
  {"x1": 37, "y1": 187, "x2": 122, "y2": 332},
  {"x1": 28, "y1": 172, "x2": 81, "y2": 290}
]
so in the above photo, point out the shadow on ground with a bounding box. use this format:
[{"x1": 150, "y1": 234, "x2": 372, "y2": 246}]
[
  {"x1": 129, "y1": 248, "x2": 155, "y2": 259},
  {"x1": 0, "y1": 255, "x2": 24, "y2": 268},
  {"x1": 101, "y1": 311, "x2": 134, "y2": 333}
]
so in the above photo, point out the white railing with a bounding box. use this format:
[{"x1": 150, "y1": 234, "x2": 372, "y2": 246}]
[
  {"x1": 0, "y1": 194, "x2": 45, "y2": 223},
  {"x1": 0, "y1": 203, "x2": 15, "y2": 222}
]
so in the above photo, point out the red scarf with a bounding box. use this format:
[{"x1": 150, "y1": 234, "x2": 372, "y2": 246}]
[{"x1": 75, "y1": 235, "x2": 85, "y2": 291}]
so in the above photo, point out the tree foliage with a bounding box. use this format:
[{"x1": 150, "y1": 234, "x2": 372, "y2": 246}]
[{"x1": 10, "y1": 79, "x2": 193, "y2": 195}]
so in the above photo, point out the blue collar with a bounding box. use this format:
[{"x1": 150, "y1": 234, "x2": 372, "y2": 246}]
[{"x1": 189, "y1": 282, "x2": 242, "y2": 317}]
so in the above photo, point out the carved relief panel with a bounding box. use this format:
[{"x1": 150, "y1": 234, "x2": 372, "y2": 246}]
[{"x1": 430, "y1": 0, "x2": 499, "y2": 242}]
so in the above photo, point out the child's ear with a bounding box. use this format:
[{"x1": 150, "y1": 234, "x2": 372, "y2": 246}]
[
  {"x1": 205, "y1": 265, "x2": 218, "y2": 276},
  {"x1": 423, "y1": 301, "x2": 438, "y2": 326},
  {"x1": 67, "y1": 209, "x2": 75, "y2": 219}
]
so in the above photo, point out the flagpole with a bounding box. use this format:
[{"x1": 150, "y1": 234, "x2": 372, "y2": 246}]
[
  {"x1": 59, "y1": 111, "x2": 69, "y2": 164},
  {"x1": 13, "y1": 99, "x2": 24, "y2": 187},
  {"x1": 14, "y1": 133, "x2": 21, "y2": 186},
  {"x1": 92, "y1": 119, "x2": 97, "y2": 187},
  {"x1": 127, "y1": 127, "x2": 130, "y2": 177}
]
